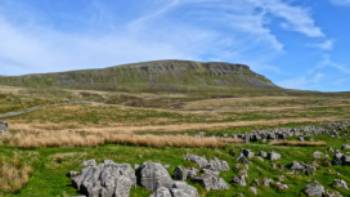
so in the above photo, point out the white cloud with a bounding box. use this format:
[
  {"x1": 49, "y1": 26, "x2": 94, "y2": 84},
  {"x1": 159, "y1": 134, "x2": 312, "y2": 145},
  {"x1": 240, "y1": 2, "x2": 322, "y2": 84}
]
[
  {"x1": 307, "y1": 39, "x2": 334, "y2": 51},
  {"x1": 248, "y1": 0, "x2": 324, "y2": 37}
]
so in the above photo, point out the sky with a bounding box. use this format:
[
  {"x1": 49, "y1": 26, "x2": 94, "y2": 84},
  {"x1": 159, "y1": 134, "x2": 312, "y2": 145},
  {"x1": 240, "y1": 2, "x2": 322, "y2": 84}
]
[{"x1": 0, "y1": 0, "x2": 350, "y2": 91}]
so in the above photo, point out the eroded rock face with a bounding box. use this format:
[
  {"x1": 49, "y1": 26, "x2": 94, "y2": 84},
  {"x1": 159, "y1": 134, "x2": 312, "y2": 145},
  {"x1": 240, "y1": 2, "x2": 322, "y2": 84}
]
[
  {"x1": 0, "y1": 121, "x2": 8, "y2": 133},
  {"x1": 333, "y1": 179, "x2": 349, "y2": 190},
  {"x1": 150, "y1": 182, "x2": 198, "y2": 197},
  {"x1": 192, "y1": 169, "x2": 229, "y2": 191},
  {"x1": 304, "y1": 182, "x2": 325, "y2": 197},
  {"x1": 288, "y1": 161, "x2": 316, "y2": 175},
  {"x1": 184, "y1": 155, "x2": 229, "y2": 172},
  {"x1": 71, "y1": 160, "x2": 136, "y2": 197},
  {"x1": 138, "y1": 162, "x2": 173, "y2": 191}
]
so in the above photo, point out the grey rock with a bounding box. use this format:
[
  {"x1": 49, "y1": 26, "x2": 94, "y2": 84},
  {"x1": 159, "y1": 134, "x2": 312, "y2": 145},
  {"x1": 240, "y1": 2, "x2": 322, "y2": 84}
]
[
  {"x1": 72, "y1": 160, "x2": 136, "y2": 197},
  {"x1": 185, "y1": 154, "x2": 229, "y2": 172},
  {"x1": 173, "y1": 167, "x2": 199, "y2": 181},
  {"x1": 333, "y1": 152, "x2": 344, "y2": 165},
  {"x1": 233, "y1": 175, "x2": 247, "y2": 186},
  {"x1": 304, "y1": 164, "x2": 316, "y2": 175},
  {"x1": 342, "y1": 155, "x2": 350, "y2": 165},
  {"x1": 262, "y1": 178, "x2": 273, "y2": 187},
  {"x1": 325, "y1": 190, "x2": 343, "y2": 197},
  {"x1": 242, "y1": 149, "x2": 255, "y2": 158},
  {"x1": 171, "y1": 181, "x2": 199, "y2": 197},
  {"x1": 83, "y1": 159, "x2": 96, "y2": 167},
  {"x1": 289, "y1": 161, "x2": 316, "y2": 175},
  {"x1": 258, "y1": 151, "x2": 268, "y2": 158},
  {"x1": 249, "y1": 186, "x2": 258, "y2": 195},
  {"x1": 0, "y1": 121, "x2": 8, "y2": 133},
  {"x1": 268, "y1": 151, "x2": 281, "y2": 161},
  {"x1": 138, "y1": 162, "x2": 173, "y2": 191},
  {"x1": 304, "y1": 182, "x2": 325, "y2": 197},
  {"x1": 207, "y1": 157, "x2": 229, "y2": 172},
  {"x1": 237, "y1": 155, "x2": 249, "y2": 164},
  {"x1": 184, "y1": 154, "x2": 208, "y2": 169},
  {"x1": 341, "y1": 144, "x2": 350, "y2": 150},
  {"x1": 313, "y1": 151, "x2": 323, "y2": 159},
  {"x1": 150, "y1": 187, "x2": 172, "y2": 197},
  {"x1": 273, "y1": 182, "x2": 288, "y2": 191},
  {"x1": 333, "y1": 179, "x2": 349, "y2": 190},
  {"x1": 290, "y1": 161, "x2": 305, "y2": 171},
  {"x1": 173, "y1": 166, "x2": 188, "y2": 181},
  {"x1": 193, "y1": 169, "x2": 229, "y2": 191}
]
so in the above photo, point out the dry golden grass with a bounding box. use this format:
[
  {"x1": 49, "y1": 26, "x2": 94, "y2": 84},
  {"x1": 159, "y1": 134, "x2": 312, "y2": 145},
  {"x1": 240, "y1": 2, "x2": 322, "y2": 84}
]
[
  {"x1": 0, "y1": 155, "x2": 32, "y2": 192},
  {"x1": 270, "y1": 140, "x2": 327, "y2": 147},
  {"x1": 0, "y1": 131, "x2": 241, "y2": 148},
  {"x1": 8, "y1": 116, "x2": 344, "y2": 135}
]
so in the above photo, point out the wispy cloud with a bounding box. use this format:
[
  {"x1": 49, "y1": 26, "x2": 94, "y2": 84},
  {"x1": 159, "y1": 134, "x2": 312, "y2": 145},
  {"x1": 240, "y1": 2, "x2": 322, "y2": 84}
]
[{"x1": 249, "y1": 0, "x2": 324, "y2": 37}]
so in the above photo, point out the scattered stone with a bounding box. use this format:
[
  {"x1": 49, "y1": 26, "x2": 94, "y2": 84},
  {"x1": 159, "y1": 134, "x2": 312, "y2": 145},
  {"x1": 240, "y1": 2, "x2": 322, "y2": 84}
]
[
  {"x1": 332, "y1": 151, "x2": 344, "y2": 165},
  {"x1": 0, "y1": 121, "x2": 8, "y2": 133},
  {"x1": 71, "y1": 160, "x2": 136, "y2": 197},
  {"x1": 233, "y1": 175, "x2": 247, "y2": 186},
  {"x1": 290, "y1": 161, "x2": 305, "y2": 171},
  {"x1": 304, "y1": 164, "x2": 316, "y2": 175},
  {"x1": 249, "y1": 186, "x2": 258, "y2": 195},
  {"x1": 313, "y1": 151, "x2": 323, "y2": 159},
  {"x1": 207, "y1": 157, "x2": 230, "y2": 172},
  {"x1": 185, "y1": 154, "x2": 208, "y2": 169},
  {"x1": 268, "y1": 151, "x2": 281, "y2": 161},
  {"x1": 257, "y1": 151, "x2": 268, "y2": 158},
  {"x1": 272, "y1": 182, "x2": 288, "y2": 191},
  {"x1": 262, "y1": 178, "x2": 273, "y2": 187},
  {"x1": 138, "y1": 162, "x2": 173, "y2": 191},
  {"x1": 342, "y1": 155, "x2": 350, "y2": 165},
  {"x1": 298, "y1": 136, "x2": 305, "y2": 141},
  {"x1": 288, "y1": 161, "x2": 316, "y2": 175},
  {"x1": 242, "y1": 149, "x2": 255, "y2": 158},
  {"x1": 341, "y1": 144, "x2": 350, "y2": 150},
  {"x1": 237, "y1": 155, "x2": 249, "y2": 164},
  {"x1": 192, "y1": 169, "x2": 229, "y2": 191},
  {"x1": 333, "y1": 179, "x2": 349, "y2": 190},
  {"x1": 304, "y1": 182, "x2": 325, "y2": 197},
  {"x1": 185, "y1": 155, "x2": 229, "y2": 172},
  {"x1": 325, "y1": 190, "x2": 343, "y2": 197}
]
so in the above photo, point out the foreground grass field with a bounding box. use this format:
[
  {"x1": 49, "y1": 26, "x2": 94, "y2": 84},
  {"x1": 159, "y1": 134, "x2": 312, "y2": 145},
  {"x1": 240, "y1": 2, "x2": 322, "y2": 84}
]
[
  {"x1": 1, "y1": 134, "x2": 350, "y2": 197},
  {"x1": 0, "y1": 86, "x2": 350, "y2": 196}
]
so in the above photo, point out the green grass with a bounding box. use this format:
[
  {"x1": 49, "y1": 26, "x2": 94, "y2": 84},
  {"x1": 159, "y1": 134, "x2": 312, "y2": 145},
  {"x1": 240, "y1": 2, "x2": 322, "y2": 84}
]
[{"x1": 1, "y1": 133, "x2": 349, "y2": 197}]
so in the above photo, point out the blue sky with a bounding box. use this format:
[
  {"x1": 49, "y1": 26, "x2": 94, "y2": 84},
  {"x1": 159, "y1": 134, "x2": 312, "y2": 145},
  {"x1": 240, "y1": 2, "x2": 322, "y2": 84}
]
[{"x1": 0, "y1": 0, "x2": 349, "y2": 91}]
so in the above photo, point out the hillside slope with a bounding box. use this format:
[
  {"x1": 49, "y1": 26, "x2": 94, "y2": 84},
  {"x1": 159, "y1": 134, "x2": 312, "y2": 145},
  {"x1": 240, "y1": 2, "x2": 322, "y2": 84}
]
[{"x1": 0, "y1": 60, "x2": 280, "y2": 94}]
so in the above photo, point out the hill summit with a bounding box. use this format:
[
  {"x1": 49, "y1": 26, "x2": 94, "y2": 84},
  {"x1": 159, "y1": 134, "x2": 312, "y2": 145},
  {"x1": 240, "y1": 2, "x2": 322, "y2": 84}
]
[{"x1": 0, "y1": 60, "x2": 279, "y2": 93}]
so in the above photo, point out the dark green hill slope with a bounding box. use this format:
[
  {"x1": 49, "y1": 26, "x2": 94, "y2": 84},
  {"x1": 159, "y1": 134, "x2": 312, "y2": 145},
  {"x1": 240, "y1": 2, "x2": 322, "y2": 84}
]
[{"x1": 0, "y1": 60, "x2": 280, "y2": 94}]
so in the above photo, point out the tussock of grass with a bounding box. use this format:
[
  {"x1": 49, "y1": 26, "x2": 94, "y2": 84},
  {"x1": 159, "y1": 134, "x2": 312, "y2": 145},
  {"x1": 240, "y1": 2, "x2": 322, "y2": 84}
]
[
  {"x1": 269, "y1": 140, "x2": 326, "y2": 147},
  {"x1": 0, "y1": 155, "x2": 32, "y2": 192},
  {"x1": 1, "y1": 131, "x2": 241, "y2": 148}
]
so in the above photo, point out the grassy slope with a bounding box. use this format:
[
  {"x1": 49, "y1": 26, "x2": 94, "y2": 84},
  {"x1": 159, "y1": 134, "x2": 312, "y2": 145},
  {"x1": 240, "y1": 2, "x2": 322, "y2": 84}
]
[
  {"x1": 0, "y1": 60, "x2": 350, "y2": 197},
  {"x1": 1, "y1": 133, "x2": 350, "y2": 197},
  {"x1": 0, "y1": 60, "x2": 280, "y2": 95}
]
